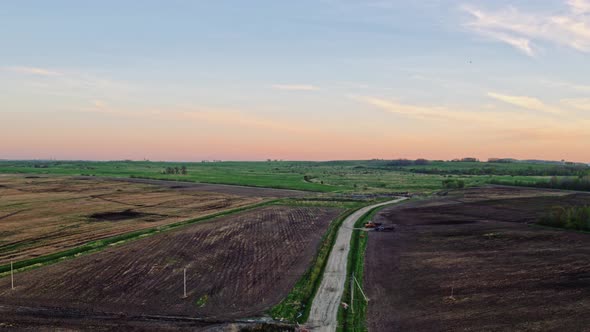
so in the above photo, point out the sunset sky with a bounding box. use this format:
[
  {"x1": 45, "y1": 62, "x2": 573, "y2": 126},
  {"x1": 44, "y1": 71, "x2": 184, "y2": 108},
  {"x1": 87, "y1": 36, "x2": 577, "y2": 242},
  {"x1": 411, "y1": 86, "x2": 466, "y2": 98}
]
[{"x1": 2, "y1": 0, "x2": 590, "y2": 162}]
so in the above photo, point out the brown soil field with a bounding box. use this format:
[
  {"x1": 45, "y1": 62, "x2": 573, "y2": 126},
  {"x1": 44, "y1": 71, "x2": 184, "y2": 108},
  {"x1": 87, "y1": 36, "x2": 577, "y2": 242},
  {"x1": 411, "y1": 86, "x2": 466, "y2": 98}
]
[
  {"x1": 365, "y1": 186, "x2": 590, "y2": 332},
  {"x1": 0, "y1": 205, "x2": 341, "y2": 327},
  {"x1": 0, "y1": 175, "x2": 275, "y2": 264}
]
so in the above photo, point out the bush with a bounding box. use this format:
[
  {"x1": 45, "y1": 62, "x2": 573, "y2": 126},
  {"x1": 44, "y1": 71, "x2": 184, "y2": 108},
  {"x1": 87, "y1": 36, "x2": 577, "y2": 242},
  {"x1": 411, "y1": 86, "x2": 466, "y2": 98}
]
[
  {"x1": 539, "y1": 206, "x2": 590, "y2": 231},
  {"x1": 442, "y1": 179, "x2": 465, "y2": 189}
]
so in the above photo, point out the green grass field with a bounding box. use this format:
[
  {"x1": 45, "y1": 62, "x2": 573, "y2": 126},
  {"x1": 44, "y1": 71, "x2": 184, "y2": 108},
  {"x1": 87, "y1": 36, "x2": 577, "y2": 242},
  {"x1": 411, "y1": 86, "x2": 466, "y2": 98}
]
[{"x1": 0, "y1": 159, "x2": 584, "y2": 193}]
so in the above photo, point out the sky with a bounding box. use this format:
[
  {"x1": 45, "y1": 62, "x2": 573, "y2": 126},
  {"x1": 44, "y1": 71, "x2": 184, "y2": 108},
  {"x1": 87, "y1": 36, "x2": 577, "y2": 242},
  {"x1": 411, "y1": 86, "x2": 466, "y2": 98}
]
[{"x1": 1, "y1": 0, "x2": 590, "y2": 162}]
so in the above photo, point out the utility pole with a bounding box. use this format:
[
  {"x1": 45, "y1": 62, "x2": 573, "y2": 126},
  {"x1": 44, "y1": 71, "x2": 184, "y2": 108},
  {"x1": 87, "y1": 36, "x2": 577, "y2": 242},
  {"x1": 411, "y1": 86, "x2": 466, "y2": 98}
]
[
  {"x1": 353, "y1": 275, "x2": 369, "y2": 302},
  {"x1": 350, "y1": 273, "x2": 354, "y2": 314},
  {"x1": 183, "y1": 268, "x2": 187, "y2": 298},
  {"x1": 10, "y1": 261, "x2": 14, "y2": 290}
]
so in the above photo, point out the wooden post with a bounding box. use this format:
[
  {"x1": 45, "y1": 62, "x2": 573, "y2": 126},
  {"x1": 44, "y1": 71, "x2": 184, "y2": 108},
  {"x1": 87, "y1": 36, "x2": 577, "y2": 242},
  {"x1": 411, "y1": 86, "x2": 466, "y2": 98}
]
[
  {"x1": 350, "y1": 273, "x2": 354, "y2": 314},
  {"x1": 183, "y1": 268, "x2": 187, "y2": 298},
  {"x1": 354, "y1": 275, "x2": 369, "y2": 302},
  {"x1": 10, "y1": 261, "x2": 14, "y2": 290}
]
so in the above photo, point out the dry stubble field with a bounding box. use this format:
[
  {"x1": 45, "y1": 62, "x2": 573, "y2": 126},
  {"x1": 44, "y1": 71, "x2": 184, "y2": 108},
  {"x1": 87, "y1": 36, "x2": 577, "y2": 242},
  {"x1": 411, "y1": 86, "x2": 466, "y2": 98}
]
[{"x1": 0, "y1": 175, "x2": 283, "y2": 264}]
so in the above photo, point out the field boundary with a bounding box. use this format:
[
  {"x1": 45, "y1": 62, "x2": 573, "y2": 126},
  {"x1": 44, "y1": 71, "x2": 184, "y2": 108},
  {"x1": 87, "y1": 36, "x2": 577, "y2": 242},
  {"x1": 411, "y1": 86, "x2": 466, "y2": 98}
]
[
  {"x1": 0, "y1": 200, "x2": 278, "y2": 277},
  {"x1": 269, "y1": 206, "x2": 362, "y2": 323}
]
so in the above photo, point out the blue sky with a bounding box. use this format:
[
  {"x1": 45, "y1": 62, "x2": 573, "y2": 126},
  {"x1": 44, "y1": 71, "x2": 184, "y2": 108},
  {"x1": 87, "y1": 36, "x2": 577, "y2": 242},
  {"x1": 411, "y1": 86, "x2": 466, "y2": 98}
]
[{"x1": 1, "y1": 1, "x2": 589, "y2": 161}]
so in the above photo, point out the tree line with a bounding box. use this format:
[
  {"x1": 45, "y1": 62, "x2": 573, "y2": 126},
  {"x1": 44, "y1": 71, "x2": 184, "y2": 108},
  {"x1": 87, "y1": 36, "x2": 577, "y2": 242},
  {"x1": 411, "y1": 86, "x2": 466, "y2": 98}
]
[
  {"x1": 491, "y1": 176, "x2": 590, "y2": 192},
  {"x1": 414, "y1": 166, "x2": 588, "y2": 176}
]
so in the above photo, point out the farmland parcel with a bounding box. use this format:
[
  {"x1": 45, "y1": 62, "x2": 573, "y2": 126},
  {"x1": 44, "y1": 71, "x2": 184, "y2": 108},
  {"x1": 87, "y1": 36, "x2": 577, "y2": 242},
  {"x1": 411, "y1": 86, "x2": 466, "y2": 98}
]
[
  {"x1": 0, "y1": 175, "x2": 306, "y2": 264},
  {"x1": 0, "y1": 205, "x2": 341, "y2": 327},
  {"x1": 364, "y1": 186, "x2": 590, "y2": 331}
]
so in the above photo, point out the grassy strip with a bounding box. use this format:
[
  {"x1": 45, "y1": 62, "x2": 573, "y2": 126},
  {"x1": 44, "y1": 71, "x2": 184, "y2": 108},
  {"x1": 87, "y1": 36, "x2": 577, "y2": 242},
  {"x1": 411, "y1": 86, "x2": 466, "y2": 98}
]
[
  {"x1": 276, "y1": 198, "x2": 371, "y2": 209},
  {"x1": 269, "y1": 205, "x2": 364, "y2": 323},
  {"x1": 337, "y1": 203, "x2": 400, "y2": 332},
  {"x1": 126, "y1": 175, "x2": 337, "y2": 193},
  {"x1": 0, "y1": 200, "x2": 277, "y2": 277}
]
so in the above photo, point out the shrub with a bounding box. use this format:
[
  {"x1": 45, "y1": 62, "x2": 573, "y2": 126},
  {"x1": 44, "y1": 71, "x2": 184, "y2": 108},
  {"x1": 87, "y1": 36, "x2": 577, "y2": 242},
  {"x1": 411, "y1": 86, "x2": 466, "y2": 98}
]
[
  {"x1": 442, "y1": 179, "x2": 465, "y2": 189},
  {"x1": 539, "y1": 206, "x2": 590, "y2": 231}
]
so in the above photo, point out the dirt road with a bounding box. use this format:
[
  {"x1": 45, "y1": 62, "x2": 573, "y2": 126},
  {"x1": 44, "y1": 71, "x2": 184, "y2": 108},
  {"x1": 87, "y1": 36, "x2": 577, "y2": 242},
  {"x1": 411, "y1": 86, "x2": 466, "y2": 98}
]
[{"x1": 307, "y1": 198, "x2": 407, "y2": 331}]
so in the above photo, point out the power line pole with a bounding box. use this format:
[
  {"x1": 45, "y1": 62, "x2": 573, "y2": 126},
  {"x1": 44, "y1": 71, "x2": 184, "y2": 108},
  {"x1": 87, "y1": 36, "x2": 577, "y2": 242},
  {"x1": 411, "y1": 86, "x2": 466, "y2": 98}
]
[
  {"x1": 353, "y1": 275, "x2": 369, "y2": 302},
  {"x1": 183, "y1": 268, "x2": 187, "y2": 298},
  {"x1": 10, "y1": 261, "x2": 14, "y2": 290},
  {"x1": 350, "y1": 273, "x2": 354, "y2": 314}
]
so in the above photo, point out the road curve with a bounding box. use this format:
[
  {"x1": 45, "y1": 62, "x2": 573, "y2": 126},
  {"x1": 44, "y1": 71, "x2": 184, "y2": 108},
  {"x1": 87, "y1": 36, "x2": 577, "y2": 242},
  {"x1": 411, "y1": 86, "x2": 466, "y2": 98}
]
[{"x1": 307, "y1": 198, "x2": 407, "y2": 332}]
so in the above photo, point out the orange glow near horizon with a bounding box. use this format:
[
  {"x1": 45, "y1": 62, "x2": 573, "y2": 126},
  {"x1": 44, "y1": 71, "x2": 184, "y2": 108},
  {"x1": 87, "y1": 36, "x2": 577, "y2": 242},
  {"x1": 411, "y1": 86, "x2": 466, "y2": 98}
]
[{"x1": 2, "y1": 106, "x2": 589, "y2": 162}]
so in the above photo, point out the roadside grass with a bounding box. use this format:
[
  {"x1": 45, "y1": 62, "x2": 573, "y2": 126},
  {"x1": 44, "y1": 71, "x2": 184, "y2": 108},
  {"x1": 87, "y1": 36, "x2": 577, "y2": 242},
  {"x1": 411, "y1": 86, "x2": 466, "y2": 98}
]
[
  {"x1": 269, "y1": 205, "x2": 363, "y2": 323},
  {"x1": 337, "y1": 202, "x2": 403, "y2": 332},
  {"x1": 0, "y1": 200, "x2": 277, "y2": 277}
]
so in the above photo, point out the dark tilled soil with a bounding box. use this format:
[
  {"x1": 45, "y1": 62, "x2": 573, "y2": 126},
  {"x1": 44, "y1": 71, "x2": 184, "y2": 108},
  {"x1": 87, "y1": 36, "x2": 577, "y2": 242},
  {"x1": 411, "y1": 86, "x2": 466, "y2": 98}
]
[
  {"x1": 0, "y1": 206, "x2": 341, "y2": 326},
  {"x1": 364, "y1": 187, "x2": 590, "y2": 332},
  {"x1": 0, "y1": 304, "x2": 213, "y2": 331},
  {"x1": 89, "y1": 209, "x2": 154, "y2": 222}
]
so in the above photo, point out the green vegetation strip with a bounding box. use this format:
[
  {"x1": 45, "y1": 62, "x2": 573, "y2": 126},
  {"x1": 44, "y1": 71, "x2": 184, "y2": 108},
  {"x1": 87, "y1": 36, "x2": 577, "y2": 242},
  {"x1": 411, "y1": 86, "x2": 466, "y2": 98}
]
[
  {"x1": 6, "y1": 159, "x2": 581, "y2": 194},
  {"x1": 0, "y1": 200, "x2": 277, "y2": 277},
  {"x1": 270, "y1": 205, "x2": 363, "y2": 323},
  {"x1": 538, "y1": 205, "x2": 590, "y2": 232},
  {"x1": 491, "y1": 176, "x2": 590, "y2": 192},
  {"x1": 337, "y1": 202, "x2": 402, "y2": 332}
]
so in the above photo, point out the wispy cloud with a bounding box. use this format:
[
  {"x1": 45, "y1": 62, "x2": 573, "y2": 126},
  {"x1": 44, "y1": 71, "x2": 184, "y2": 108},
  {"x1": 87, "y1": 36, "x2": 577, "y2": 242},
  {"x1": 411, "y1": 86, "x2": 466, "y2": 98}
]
[
  {"x1": 560, "y1": 98, "x2": 590, "y2": 111},
  {"x1": 462, "y1": 1, "x2": 590, "y2": 56},
  {"x1": 540, "y1": 79, "x2": 590, "y2": 92},
  {"x1": 569, "y1": 0, "x2": 590, "y2": 14},
  {"x1": 271, "y1": 84, "x2": 319, "y2": 91},
  {"x1": 353, "y1": 96, "x2": 451, "y2": 120},
  {"x1": 5, "y1": 65, "x2": 136, "y2": 101},
  {"x1": 79, "y1": 101, "x2": 320, "y2": 136},
  {"x1": 354, "y1": 95, "x2": 590, "y2": 146},
  {"x1": 5, "y1": 66, "x2": 63, "y2": 76},
  {"x1": 496, "y1": 126, "x2": 590, "y2": 142},
  {"x1": 487, "y1": 92, "x2": 564, "y2": 114},
  {"x1": 480, "y1": 31, "x2": 535, "y2": 56},
  {"x1": 352, "y1": 95, "x2": 522, "y2": 126}
]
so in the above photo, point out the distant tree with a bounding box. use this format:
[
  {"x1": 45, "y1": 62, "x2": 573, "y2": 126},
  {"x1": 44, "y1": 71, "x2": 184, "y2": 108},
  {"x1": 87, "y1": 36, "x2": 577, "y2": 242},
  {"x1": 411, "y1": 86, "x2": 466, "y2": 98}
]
[
  {"x1": 442, "y1": 179, "x2": 465, "y2": 189},
  {"x1": 180, "y1": 166, "x2": 187, "y2": 175},
  {"x1": 386, "y1": 159, "x2": 414, "y2": 167}
]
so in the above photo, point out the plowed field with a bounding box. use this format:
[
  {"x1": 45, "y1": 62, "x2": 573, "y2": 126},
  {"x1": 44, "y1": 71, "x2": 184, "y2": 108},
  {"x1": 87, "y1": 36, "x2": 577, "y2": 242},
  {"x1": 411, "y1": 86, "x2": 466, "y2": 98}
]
[
  {"x1": 364, "y1": 186, "x2": 590, "y2": 331},
  {"x1": 0, "y1": 205, "x2": 342, "y2": 323}
]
